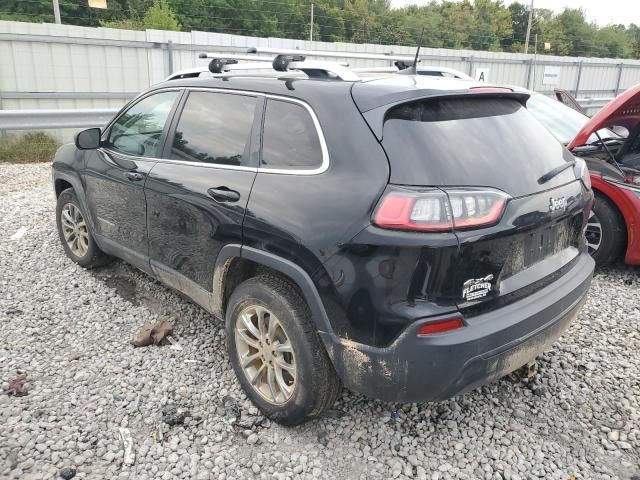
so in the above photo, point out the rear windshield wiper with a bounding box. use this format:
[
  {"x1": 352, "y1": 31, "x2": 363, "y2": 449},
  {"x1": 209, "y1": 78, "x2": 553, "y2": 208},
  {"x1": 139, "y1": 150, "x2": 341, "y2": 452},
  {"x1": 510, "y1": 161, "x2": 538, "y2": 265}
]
[{"x1": 538, "y1": 159, "x2": 575, "y2": 184}]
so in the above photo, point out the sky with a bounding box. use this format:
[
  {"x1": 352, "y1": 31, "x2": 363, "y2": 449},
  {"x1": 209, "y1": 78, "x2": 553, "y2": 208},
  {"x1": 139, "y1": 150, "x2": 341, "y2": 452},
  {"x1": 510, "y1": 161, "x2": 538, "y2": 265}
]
[{"x1": 390, "y1": 0, "x2": 640, "y2": 27}]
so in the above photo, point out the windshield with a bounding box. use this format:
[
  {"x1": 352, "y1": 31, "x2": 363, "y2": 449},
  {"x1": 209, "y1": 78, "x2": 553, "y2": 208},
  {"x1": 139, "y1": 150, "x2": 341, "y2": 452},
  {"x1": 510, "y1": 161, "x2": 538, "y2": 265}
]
[{"x1": 526, "y1": 93, "x2": 617, "y2": 145}]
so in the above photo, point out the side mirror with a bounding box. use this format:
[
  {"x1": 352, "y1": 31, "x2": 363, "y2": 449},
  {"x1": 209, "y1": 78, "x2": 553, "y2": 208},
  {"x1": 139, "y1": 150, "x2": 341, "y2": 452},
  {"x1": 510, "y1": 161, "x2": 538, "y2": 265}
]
[{"x1": 75, "y1": 128, "x2": 101, "y2": 150}]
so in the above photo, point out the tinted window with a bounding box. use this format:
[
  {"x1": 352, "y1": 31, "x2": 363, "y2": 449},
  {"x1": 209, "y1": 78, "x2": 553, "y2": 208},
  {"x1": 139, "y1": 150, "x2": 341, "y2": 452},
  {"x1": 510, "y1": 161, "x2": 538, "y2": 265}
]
[
  {"x1": 261, "y1": 100, "x2": 323, "y2": 169},
  {"x1": 170, "y1": 91, "x2": 256, "y2": 166},
  {"x1": 382, "y1": 98, "x2": 577, "y2": 197},
  {"x1": 107, "y1": 91, "x2": 178, "y2": 157}
]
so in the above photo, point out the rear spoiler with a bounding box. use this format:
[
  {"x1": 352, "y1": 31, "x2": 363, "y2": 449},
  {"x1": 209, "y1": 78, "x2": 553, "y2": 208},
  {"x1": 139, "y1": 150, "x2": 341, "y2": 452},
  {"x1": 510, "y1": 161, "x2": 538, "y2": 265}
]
[{"x1": 358, "y1": 89, "x2": 530, "y2": 141}]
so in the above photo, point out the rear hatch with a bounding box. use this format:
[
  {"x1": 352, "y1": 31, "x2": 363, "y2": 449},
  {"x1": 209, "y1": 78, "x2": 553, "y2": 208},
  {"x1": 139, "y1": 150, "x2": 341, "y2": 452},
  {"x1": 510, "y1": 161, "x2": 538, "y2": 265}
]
[{"x1": 360, "y1": 91, "x2": 590, "y2": 313}]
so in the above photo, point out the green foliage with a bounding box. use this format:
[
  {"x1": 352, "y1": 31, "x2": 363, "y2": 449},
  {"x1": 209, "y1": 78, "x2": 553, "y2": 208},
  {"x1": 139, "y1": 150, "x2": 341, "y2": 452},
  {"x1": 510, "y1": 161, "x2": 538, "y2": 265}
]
[
  {"x1": 143, "y1": 0, "x2": 180, "y2": 31},
  {"x1": 101, "y1": 18, "x2": 144, "y2": 30},
  {"x1": 0, "y1": 0, "x2": 638, "y2": 59},
  {"x1": 0, "y1": 132, "x2": 61, "y2": 164}
]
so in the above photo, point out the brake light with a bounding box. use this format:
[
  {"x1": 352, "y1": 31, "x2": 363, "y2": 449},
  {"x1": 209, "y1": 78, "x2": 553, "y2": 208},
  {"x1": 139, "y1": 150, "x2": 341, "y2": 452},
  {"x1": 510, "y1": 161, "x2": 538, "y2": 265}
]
[
  {"x1": 373, "y1": 188, "x2": 509, "y2": 232},
  {"x1": 468, "y1": 86, "x2": 513, "y2": 94},
  {"x1": 416, "y1": 317, "x2": 464, "y2": 336}
]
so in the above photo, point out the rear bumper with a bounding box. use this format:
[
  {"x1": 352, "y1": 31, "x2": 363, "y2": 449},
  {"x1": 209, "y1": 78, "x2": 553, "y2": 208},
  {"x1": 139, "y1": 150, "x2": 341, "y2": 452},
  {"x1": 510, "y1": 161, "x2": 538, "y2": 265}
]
[{"x1": 320, "y1": 252, "x2": 594, "y2": 402}]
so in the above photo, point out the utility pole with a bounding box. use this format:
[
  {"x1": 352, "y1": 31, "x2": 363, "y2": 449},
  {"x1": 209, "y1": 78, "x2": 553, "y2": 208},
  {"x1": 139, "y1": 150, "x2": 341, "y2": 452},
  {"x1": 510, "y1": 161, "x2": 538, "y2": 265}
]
[
  {"x1": 524, "y1": 0, "x2": 533, "y2": 54},
  {"x1": 532, "y1": 34, "x2": 538, "y2": 86},
  {"x1": 310, "y1": 4, "x2": 314, "y2": 42},
  {"x1": 52, "y1": 0, "x2": 61, "y2": 24}
]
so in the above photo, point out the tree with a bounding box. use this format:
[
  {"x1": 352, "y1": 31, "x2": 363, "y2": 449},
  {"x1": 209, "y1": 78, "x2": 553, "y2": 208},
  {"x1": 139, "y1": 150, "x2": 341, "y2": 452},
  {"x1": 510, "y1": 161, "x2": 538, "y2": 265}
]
[
  {"x1": 535, "y1": 8, "x2": 570, "y2": 56},
  {"x1": 1, "y1": 0, "x2": 638, "y2": 59},
  {"x1": 471, "y1": 0, "x2": 512, "y2": 51},
  {"x1": 143, "y1": 0, "x2": 180, "y2": 30},
  {"x1": 101, "y1": 0, "x2": 180, "y2": 31}
]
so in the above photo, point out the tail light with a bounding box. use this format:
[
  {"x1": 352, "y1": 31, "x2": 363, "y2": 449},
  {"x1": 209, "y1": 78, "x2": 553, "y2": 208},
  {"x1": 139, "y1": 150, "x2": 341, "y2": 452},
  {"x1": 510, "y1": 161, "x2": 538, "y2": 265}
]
[
  {"x1": 374, "y1": 187, "x2": 509, "y2": 232},
  {"x1": 574, "y1": 157, "x2": 591, "y2": 190}
]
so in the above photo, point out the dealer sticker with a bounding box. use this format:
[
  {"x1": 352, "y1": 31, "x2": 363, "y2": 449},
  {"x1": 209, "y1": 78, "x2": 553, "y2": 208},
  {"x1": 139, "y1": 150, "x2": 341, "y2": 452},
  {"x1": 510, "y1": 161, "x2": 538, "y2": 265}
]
[{"x1": 462, "y1": 274, "x2": 494, "y2": 301}]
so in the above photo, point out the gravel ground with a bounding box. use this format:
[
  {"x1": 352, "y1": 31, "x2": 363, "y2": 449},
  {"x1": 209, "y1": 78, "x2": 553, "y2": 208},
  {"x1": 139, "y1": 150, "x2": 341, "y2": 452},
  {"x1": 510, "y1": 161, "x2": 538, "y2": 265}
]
[{"x1": 1, "y1": 162, "x2": 639, "y2": 480}]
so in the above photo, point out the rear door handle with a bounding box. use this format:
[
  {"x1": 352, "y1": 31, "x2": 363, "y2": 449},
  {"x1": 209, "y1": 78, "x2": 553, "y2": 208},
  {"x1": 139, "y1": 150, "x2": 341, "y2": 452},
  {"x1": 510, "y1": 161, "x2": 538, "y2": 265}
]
[
  {"x1": 207, "y1": 187, "x2": 241, "y2": 203},
  {"x1": 126, "y1": 171, "x2": 145, "y2": 182}
]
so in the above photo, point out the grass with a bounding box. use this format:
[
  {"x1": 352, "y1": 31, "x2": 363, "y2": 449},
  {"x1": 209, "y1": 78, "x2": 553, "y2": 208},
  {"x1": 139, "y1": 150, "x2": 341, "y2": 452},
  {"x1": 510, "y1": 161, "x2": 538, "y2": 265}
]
[{"x1": 0, "y1": 132, "x2": 61, "y2": 164}]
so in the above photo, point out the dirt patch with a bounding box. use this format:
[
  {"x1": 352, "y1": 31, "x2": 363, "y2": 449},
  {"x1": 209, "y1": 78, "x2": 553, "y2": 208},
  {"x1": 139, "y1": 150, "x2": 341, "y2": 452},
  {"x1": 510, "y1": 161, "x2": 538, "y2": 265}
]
[{"x1": 101, "y1": 274, "x2": 140, "y2": 305}]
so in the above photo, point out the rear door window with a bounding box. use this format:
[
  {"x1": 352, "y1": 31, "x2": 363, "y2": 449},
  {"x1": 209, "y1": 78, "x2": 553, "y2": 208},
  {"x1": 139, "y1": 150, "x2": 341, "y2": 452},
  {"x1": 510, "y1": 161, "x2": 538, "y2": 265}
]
[
  {"x1": 382, "y1": 97, "x2": 576, "y2": 197},
  {"x1": 169, "y1": 91, "x2": 257, "y2": 166},
  {"x1": 261, "y1": 99, "x2": 323, "y2": 170}
]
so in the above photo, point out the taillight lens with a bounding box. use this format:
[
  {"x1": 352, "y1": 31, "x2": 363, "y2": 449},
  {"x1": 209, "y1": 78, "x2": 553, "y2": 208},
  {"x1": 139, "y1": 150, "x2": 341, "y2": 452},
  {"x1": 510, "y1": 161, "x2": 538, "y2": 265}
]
[
  {"x1": 373, "y1": 187, "x2": 509, "y2": 232},
  {"x1": 574, "y1": 157, "x2": 591, "y2": 190},
  {"x1": 416, "y1": 316, "x2": 465, "y2": 336}
]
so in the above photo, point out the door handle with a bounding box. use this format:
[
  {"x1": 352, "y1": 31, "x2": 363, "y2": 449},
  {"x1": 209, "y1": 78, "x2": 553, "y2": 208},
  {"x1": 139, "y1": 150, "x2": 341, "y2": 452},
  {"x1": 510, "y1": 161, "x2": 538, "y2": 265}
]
[
  {"x1": 207, "y1": 187, "x2": 241, "y2": 203},
  {"x1": 125, "y1": 171, "x2": 145, "y2": 182}
]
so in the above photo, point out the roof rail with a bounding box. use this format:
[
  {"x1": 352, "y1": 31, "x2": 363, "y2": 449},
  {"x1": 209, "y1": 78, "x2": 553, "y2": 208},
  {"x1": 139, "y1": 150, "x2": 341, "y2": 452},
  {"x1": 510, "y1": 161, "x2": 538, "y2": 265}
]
[{"x1": 288, "y1": 60, "x2": 360, "y2": 81}]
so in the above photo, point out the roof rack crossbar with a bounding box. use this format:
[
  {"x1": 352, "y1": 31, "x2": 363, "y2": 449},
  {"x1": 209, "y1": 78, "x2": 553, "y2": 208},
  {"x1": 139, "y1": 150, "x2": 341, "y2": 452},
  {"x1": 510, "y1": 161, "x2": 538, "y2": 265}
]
[
  {"x1": 246, "y1": 46, "x2": 419, "y2": 65},
  {"x1": 198, "y1": 53, "x2": 274, "y2": 62},
  {"x1": 195, "y1": 52, "x2": 357, "y2": 81}
]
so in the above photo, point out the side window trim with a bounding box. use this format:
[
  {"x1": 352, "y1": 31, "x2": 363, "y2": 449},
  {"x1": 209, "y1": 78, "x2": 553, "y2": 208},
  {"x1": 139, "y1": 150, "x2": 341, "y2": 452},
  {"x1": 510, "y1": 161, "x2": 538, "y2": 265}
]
[
  {"x1": 131, "y1": 86, "x2": 330, "y2": 175},
  {"x1": 161, "y1": 89, "x2": 190, "y2": 160},
  {"x1": 260, "y1": 95, "x2": 330, "y2": 175},
  {"x1": 101, "y1": 88, "x2": 185, "y2": 160}
]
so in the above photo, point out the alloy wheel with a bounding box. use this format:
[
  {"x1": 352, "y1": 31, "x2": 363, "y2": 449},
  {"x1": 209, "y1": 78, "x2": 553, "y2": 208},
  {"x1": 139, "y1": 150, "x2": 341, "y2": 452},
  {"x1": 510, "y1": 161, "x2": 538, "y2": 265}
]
[
  {"x1": 234, "y1": 305, "x2": 296, "y2": 405},
  {"x1": 585, "y1": 210, "x2": 602, "y2": 255},
  {"x1": 60, "y1": 203, "x2": 89, "y2": 258}
]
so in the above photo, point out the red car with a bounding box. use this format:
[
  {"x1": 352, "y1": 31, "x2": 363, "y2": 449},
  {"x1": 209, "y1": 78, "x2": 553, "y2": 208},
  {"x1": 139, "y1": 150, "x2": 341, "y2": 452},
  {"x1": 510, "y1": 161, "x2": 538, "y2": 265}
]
[{"x1": 525, "y1": 85, "x2": 640, "y2": 266}]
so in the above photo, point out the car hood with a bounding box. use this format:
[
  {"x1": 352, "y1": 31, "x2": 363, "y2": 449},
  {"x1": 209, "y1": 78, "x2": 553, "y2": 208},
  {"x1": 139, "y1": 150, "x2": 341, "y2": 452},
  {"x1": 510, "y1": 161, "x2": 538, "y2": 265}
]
[{"x1": 567, "y1": 83, "x2": 640, "y2": 150}]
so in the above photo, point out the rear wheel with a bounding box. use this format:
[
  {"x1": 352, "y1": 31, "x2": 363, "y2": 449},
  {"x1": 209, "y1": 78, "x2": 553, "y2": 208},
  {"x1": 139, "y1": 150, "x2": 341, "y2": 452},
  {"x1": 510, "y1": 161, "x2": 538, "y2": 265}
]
[
  {"x1": 56, "y1": 188, "x2": 112, "y2": 268},
  {"x1": 225, "y1": 275, "x2": 341, "y2": 425},
  {"x1": 586, "y1": 193, "x2": 626, "y2": 267}
]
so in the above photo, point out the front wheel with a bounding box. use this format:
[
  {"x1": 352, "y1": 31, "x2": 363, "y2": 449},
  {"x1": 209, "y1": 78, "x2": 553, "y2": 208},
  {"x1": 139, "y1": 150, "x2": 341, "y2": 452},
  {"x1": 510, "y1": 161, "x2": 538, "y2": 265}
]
[
  {"x1": 225, "y1": 275, "x2": 341, "y2": 426},
  {"x1": 586, "y1": 193, "x2": 626, "y2": 267},
  {"x1": 56, "y1": 188, "x2": 112, "y2": 268}
]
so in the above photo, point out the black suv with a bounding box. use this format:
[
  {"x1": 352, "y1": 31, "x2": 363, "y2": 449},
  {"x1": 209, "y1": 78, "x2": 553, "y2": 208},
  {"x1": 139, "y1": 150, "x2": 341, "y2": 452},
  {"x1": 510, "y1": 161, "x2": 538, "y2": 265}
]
[{"x1": 52, "y1": 72, "x2": 595, "y2": 425}]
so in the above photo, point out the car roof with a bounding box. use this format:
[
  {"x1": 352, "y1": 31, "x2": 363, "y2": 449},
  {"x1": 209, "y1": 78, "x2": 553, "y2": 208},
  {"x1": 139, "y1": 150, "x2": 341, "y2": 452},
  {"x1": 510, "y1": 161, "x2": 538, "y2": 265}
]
[
  {"x1": 153, "y1": 73, "x2": 501, "y2": 101},
  {"x1": 144, "y1": 74, "x2": 529, "y2": 126}
]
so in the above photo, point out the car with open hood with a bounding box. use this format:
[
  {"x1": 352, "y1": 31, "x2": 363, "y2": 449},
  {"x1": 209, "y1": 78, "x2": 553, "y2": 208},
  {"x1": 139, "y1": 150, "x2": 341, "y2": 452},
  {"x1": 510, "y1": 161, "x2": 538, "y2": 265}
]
[{"x1": 521, "y1": 85, "x2": 640, "y2": 266}]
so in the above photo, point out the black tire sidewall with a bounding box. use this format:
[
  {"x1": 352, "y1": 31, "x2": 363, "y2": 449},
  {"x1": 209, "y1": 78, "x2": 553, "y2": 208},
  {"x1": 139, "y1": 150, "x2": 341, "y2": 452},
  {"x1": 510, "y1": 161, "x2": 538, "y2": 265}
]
[
  {"x1": 590, "y1": 193, "x2": 625, "y2": 267},
  {"x1": 56, "y1": 189, "x2": 102, "y2": 268},
  {"x1": 225, "y1": 278, "x2": 325, "y2": 425}
]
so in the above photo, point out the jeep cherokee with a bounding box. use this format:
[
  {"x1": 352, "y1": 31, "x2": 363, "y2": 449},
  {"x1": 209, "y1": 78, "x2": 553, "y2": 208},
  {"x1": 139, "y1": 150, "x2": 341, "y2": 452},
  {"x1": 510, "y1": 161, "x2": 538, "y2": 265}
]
[{"x1": 52, "y1": 71, "x2": 595, "y2": 425}]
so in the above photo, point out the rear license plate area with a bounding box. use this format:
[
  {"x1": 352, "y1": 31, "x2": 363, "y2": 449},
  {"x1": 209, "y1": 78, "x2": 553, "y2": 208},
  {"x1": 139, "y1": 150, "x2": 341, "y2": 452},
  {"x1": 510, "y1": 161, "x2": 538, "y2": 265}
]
[{"x1": 522, "y1": 220, "x2": 573, "y2": 269}]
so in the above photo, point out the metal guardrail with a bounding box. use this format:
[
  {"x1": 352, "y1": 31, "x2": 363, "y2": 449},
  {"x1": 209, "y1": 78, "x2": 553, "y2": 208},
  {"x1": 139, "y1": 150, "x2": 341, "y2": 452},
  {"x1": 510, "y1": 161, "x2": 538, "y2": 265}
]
[
  {"x1": 0, "y1": 97, "x2": 612, "y2": 131},
  {"x1": 0, "y1": 108, "x2": 119, "y2": 130},
  {"x1": 577, "y1": 98, "x2": 612, "y2": 109}
]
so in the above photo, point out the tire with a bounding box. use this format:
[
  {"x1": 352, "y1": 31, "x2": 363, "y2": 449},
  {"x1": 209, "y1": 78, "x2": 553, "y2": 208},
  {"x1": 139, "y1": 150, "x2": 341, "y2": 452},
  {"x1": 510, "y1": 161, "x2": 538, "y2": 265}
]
[
  {"x1": 225, "y1": 274, "x2": 342, "y2": 426},
  {"x1": 587, "y1": 193, "x2": 626, "y2": 267},
  {"x1": 56, "y1": 188, "x2": 112, "y2": 269}
]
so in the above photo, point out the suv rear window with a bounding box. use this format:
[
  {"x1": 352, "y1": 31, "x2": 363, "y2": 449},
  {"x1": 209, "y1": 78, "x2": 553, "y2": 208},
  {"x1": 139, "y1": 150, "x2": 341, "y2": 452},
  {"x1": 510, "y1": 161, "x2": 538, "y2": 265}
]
[
  {"x1": 261, "y1": 99, "x2": 323, "y2": 170},
  {"x1": 382, "y1": 97, "x2": 575, "y2": 197}
]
